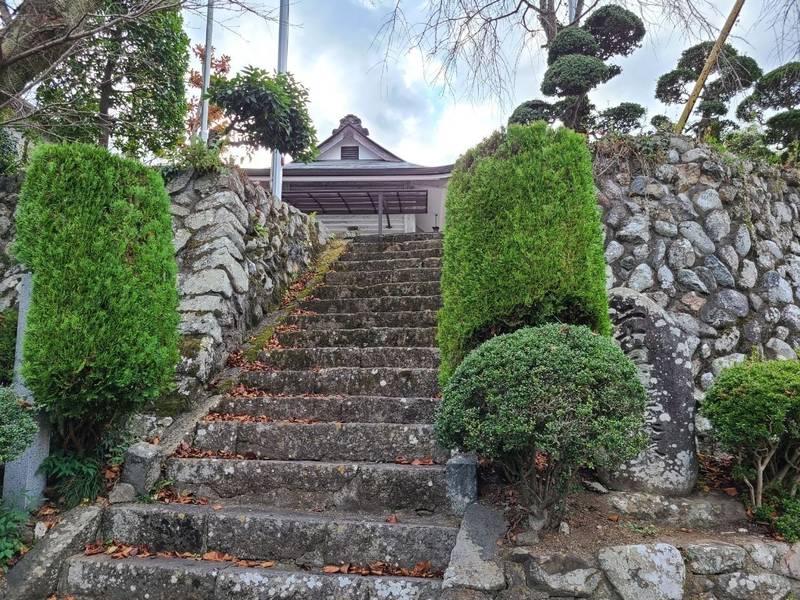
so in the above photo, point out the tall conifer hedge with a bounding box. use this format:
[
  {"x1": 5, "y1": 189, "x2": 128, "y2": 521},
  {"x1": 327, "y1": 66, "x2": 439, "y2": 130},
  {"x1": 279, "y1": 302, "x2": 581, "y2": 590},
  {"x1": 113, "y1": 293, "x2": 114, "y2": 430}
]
[
  {"x1": 438, "y1": 122, "x2": 609, "y2": 383},
  {"x1": 15, "y1": 143, "x2": 179, "y2": 449}
]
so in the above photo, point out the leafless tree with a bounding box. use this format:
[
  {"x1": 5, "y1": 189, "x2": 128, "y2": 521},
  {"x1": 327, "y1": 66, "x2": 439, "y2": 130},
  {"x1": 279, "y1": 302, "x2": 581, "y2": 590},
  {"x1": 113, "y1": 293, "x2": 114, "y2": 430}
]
[
  {"x1": 375, "y1": 0, "x2": 799, "y2": 99},
  {"x1": 0, "y1": 0, "x2": 275, "y2": 122}
]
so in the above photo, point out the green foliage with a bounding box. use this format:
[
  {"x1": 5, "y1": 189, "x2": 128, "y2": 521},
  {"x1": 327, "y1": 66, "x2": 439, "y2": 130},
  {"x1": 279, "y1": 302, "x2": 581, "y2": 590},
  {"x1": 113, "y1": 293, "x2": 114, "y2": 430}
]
[
  {"x1": 541, "y1": 54, "x2": 620, "y2": 97},
  {"x1": 208, "y1": 67, "x2": 318, "y2": 162},
  {"x1": 0, "y1": 309, "x2": 17, "y2": 385},
  {"x1": 766, "y1": 109, "x2": 800, "y2": 148},
  {"x1": 34, "y1": 1, "x2": 189, "y2": 158},
  {"x1": 548, "y1": 28, "x2": 599, "y2": 65},
  {"x1": 775, "y1": 497, "x2": 800, "y2": 543},
  {"x1": 508, "y1": 100, "x2": 556, "y2": 126},
  {"x1": 650, "y1": 114, "x2": 674, "y2": 131},
  {"x1": 0, "y1": 501, "x2": 27, "y2": 569},
  {"x1": 581, "y1": 4, "x2": 645, "y2": 59},
  {"x1": 15, "y1": 143, "x2": 179, "y2": 452},
  {"x1": 0, "y1": 128, "x2": 19, "y2": 175},
  {"x1": 437, "y1": 324, "x2": 646, "y2": 518},
  {"x1": 719, "y1": 126, "x2": 781, "y2": 165},
  {"x1": 595, "y1": 102, "x2": 646, "y2": 134},
  {"x1": 753, "y1": 62, "x2": 800, "y2": 110},
  {"x1": 656, "y1": 42, "x2": 761, "y2": 136},
  {"x1": 40, "y1": 452, "x2": 103, "y2": 508},
  {"x1": 438, "y1": 123, "x2": 610, "y2": 383},
  {"x1": 0, "y1": 387, "x2": 37, "y2": 463},
  {"x1": 703, "y1": 358, "x2": 800, "y2": 508},
  {"x1": 166, "y1": 136, "x2": 227, "y2": 174}
]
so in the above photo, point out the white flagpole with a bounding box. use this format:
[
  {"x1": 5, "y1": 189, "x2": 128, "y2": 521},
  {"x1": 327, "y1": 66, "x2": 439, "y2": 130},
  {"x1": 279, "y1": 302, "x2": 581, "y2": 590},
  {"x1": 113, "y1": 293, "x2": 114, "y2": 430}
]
[
  {"x1": 271, "y1": 0, "x2": 289, "y2": 199},
  {"x1": 199, "y1": 0, "x2": 214, "y2": 143}
]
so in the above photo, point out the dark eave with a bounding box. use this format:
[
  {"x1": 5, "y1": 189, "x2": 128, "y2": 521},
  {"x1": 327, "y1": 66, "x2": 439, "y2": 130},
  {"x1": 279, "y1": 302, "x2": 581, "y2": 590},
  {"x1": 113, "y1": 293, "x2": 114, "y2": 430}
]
[{"x1": 245, "y1": 164, "x2": 453, "y2": 178}]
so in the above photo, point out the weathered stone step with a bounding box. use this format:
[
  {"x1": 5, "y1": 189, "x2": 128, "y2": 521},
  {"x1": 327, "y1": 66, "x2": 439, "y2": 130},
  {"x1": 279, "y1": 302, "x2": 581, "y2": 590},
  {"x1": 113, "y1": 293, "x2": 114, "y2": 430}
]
[
  {"x1": 315, "y1": 281, "x2": 440, "y2": 299},
  {"x1": 239, "y1": 367, "x2": 439, "y2": 397},
  {"x1": 302, "y1": 295, "x2": 441, "y2": 314},
  {"x1": 276, "y1": 326, "x2": 436, "y2": 348},
  {"x1": 334, "y1": 257, "x2": 441, "y2": 272},
  {"x1": 326, "y1": 267, "x2": 440, "y2": 285},
  {"x1": 99, "y1": 504, "x2": 457, "y2": 571},
  {"x1": 344, "y1": 238, "x2": 443, "y2": 254},
  {"x1": 165, "y1": 458, "x2": 450, "y2": 513},
  {"x1": 193, "y1": 421, "x2": 448, "y2": 463},
  {"x1": 60, "y1": 554, "x2": 441, "y2": 599},
  {"x1": 260, "y1": 346, "x2": 439, "y2": 369},
  {"x1": 351, "y1": 233, "x2": 442, "y2": 244},
  {"x1": 338, "y1": 248, "x2": 442, "y2": 261},
  {"x1": 213, "y1": 395, "x2": 439, "y2": 424},
  {"x1": 285, "y1": 310, "x2": 438, "y2": 330}
]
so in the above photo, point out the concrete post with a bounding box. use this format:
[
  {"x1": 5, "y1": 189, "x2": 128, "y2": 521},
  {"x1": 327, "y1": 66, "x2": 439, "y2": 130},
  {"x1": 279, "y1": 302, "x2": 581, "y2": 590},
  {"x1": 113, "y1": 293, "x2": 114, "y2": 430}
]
[{"x1": 3, "y1": 273, "x2": 50, "y2": 510}]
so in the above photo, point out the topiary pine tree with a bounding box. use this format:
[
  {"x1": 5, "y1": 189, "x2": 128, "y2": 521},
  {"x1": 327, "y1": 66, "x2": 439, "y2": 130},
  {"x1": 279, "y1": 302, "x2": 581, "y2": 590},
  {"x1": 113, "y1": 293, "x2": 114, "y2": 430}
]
[
  {"x1": 655, "y1": 41, "x2": 762, "y2": 139},
  {"x1": 737, "y1": 62, "x2": 800, "y2": 156},
  {"x1": 509, "y1": 5, "x2": 645, "y2": 133}
]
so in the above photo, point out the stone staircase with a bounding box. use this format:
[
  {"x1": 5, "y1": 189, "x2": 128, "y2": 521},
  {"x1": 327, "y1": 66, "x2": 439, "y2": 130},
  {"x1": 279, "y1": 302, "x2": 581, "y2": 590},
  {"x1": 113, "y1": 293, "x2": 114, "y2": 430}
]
[{"x1": 56, "y1": 233, "x2": 472, "y2": 600}]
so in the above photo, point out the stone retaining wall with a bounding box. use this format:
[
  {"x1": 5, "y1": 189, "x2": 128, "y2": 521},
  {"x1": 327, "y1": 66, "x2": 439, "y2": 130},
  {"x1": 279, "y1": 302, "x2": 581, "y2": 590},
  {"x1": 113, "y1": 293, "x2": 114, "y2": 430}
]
[
  {"x1": 166, "y1": 168, "x2": 329, "y2": 398},
  {"x1": 598, "y1": 139, "x2": 800, "y2": 442},
  {"x1": 497, "y1": 537, "x2": 800, "y2": 600}
]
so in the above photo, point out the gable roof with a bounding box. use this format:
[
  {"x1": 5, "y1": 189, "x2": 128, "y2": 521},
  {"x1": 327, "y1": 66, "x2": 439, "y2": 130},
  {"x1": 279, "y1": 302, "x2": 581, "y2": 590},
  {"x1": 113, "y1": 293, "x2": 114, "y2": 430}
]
[{"x1": 315, "y1": 114, "x2": 404, "y2": 162}]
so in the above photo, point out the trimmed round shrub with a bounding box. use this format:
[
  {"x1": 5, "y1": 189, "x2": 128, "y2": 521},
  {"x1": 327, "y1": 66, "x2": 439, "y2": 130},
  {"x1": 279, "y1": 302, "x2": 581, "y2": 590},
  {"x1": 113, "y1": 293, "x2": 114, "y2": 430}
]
[
  {"x1": 15, "y1": 143, "x2": 179, "y2": 451},
  {"x1": 541, "y1": 54, "x2": 620, "y2": 97},
  {"x1": 581, "y1": 4, "x2": 645, "y2": 59},
  {"x1": 548, "y1": 28, "x2": 599, "y2": 65},
  {"x1": 437, "y1": 324, "x2": 646, "y2": 519},
  {"x1": 0, "y1": 387, "x2": 37, "y2": 463},
  {"x1": 508, "y1": 100, "x2": 555, "y2": 126},
  {"x1": 703, "y1": 358, "x2": 800, "y2": 509},
  {"x1": 438, "y1": 122, "x2": 610, "y2": 382}
]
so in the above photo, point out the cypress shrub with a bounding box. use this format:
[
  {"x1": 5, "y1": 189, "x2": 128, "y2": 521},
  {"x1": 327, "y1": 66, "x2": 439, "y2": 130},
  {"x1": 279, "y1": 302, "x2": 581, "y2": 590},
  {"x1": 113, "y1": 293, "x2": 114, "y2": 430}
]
[
  {"x1": 0, "y1": 309, "x2": 17, "y2": 385},
  {"x1": 438, "y1": 122, "x2": 609, "y2": 382},
  {"x1": 15, "y1": 143, "x2": 179, "y2": 450}
]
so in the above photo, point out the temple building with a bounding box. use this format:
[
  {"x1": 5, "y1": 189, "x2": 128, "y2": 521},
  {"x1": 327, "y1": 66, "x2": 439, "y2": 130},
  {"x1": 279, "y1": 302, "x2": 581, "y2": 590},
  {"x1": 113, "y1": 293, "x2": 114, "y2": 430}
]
[{"x1": 247, "y1": 115, "x2": 452, "y2": 235}]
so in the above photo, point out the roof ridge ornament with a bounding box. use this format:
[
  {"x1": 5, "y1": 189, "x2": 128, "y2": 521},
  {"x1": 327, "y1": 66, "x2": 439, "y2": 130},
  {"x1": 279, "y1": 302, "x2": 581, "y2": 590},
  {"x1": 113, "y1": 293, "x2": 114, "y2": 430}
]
[{"x1": 333, "y1": 114, "x2": 369, "y2": 137}]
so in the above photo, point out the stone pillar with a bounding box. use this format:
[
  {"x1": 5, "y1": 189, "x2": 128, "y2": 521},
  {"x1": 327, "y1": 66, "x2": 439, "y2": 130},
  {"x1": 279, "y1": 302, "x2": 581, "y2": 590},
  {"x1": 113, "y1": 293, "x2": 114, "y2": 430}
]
[
  {"x1": 3, "y1": 273, "x2": 50, "y2": 510},
  {"x1": 601, "y1": 288, "x2": 699, "y2": 496}
]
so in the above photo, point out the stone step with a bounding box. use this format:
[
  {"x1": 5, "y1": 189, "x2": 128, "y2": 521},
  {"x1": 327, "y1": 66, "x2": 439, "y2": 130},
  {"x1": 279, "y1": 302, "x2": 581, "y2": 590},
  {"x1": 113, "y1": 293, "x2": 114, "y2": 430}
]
[
  {"x1": 345, "y1": 238, "x2": 443, "y2": 254},
  {"x1": 315, "y1": 281, "x2": 440, "y2": 299},
  {"x1": 275, "y1": 326, "x2": 436, "y2": 348},
  {"x1": 334, "y1": 257, "x2": 441, "y2": 272},
  {"x1": 239, "y1": 367, "x2": 439, "y2": 397},
  {"x1": 193, "y1": 421, "x2": 448, "y2": 463},
  {"x1": 338, "y1": 248, "x2": 442, "y2": 261},
  {"x1": 301, "y1": 296, "x2": 441, "y2": 314},
  {"x1": 326, "y1": 267, "x2": 440, "y2": 285},
  {"x1": 60, "y1": 554, "x2": 442, "y2": 600},
  {"x1": 165, "y1": 458, "x2": 450, "y2": 513},
  {"x1": 285, "y1": 310, "x2": 438, "y2": 330},
  {"x1": 260, "y1": 347, "x2": 439, "y2": 369},
  {"x1": 213, "y1": 395, "x2": 439, "y2": 424},
  {"x1": 350, "y1": 233, "x2": 442, "y2": 244},
  {"x1": 99, "y1": 504, "x2": 457, "y2": 571}
]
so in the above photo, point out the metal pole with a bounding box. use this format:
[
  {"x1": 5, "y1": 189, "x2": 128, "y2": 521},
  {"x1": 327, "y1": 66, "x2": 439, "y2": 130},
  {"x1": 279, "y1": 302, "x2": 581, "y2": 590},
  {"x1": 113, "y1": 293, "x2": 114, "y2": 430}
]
[
  {"x1": 674, "y1": 0, "x2": 746, "y2": 135},
  {"x1": 378, "y1": 192, "x2": 384, "y2": 237},
  {"x1": 270, "y1": 0, "x2": 290, "y2": 199},
  {"x1": 568, "y1": 0, "x2": 577, "y2": 24},
  {"x1": 199, "y1": 0, "x2": 214, "y2": 143}
]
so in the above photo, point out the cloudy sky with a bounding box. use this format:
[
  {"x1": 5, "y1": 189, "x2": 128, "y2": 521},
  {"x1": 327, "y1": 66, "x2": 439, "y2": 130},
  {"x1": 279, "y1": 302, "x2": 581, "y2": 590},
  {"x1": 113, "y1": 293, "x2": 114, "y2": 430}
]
[{"x1": 183, "y1": 1, "x2": 792, "y2": 168}]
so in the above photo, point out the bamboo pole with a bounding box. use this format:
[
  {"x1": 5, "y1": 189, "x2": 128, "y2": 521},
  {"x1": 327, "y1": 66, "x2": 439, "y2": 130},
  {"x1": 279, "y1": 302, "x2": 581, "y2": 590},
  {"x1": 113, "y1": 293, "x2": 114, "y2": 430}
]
[{"x1": 673, "y1": 0, "x2": 746, "y2": 135}]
